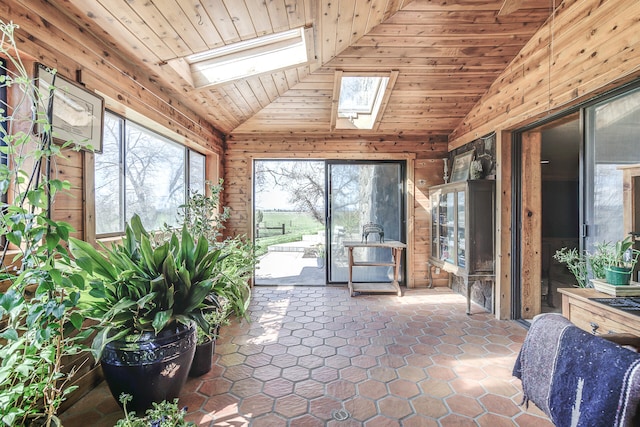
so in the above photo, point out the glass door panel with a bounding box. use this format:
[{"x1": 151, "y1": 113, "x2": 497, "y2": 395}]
[
  {"x1": 457, "y1": 191, "x2": 466, "y2": 268},
  {"x1": 585, "y1": 88, "x2": 640, "y2": 257},
  {"x1": 327, "y1": 161, "x2": 405, "y2": 283},
  {"x1": 443, "y1": 192, "x2": 454, "y2": 263}
]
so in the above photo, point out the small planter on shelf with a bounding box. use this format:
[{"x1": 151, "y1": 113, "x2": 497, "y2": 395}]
[
  {"x1": 603, "y1": 236, "x2": 639, "y2": 286},
  {"x1": 605, "y1": 266, "x2": 633, "y2": 286}
]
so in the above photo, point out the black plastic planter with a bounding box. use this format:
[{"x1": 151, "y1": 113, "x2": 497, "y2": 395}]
[
  {"x1": 100, "y1": 322, "x2": 196, "y2": 413},
  {"x1": 189, "y1": 338, "x2": 215, "y2": 377}
]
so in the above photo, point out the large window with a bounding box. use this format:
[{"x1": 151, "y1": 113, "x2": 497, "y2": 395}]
[
  {"x1": 95, "y1": 112, "x2": 205, "y2": 235},
  {"x1": 585, "y1": 87, "x2": 640, "y2": 251}
]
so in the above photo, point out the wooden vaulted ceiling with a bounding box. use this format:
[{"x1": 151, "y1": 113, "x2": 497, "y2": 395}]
[{"x1": 61, "y1": 0, "x2": 555, "y2": 138}]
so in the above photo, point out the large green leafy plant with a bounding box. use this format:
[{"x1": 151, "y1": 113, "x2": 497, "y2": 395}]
[
  {"x1": 69, "y1": 214, "x2": 222, "y2": 359},
  {"x1": 0, "y1": 20, "x2": 88, "y2": 427},
  {"x1": 158, "y1": 179, "x2": 256, "y2": 320}
]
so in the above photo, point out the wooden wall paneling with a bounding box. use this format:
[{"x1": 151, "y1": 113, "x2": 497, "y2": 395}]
[
  {"x1": 50, "y1": 148, "x2": 84, "y2": 240},
  {"x1": 520, "y1": 131, "x2": 541, "y2": 319},
  {"x1": 406, "y1": 157, "x2": 415, "y2": 288},
  {"x1": 7, "y1": 0, "x2": 225, "y2": 149},
  {"x1": 449, "y1": 0, "x2": 640, "y2": 149},
  {"x1": 224, "y1": 135, "x2": 448, "y2": 288},
  {"x1": 83, "y1": 152, "x2": 96, "y2": 245},
  {"x1": 496, "y1": 131, "x2": 512, "y2": 319}
]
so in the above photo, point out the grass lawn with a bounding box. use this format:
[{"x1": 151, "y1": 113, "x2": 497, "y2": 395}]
[{"x1": 255, "y1": 211, "x2": 323, "y2": 255}]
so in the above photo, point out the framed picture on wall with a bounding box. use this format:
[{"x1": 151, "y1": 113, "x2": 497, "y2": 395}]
[
  {"x1": 35, "y1": 64, "x2": 104, "y2": 152},
  {"x1": 450, "y1": 150, "x2": 475, "y2": 182}
]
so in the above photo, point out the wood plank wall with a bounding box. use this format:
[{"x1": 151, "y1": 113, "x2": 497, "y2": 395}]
[
  {"x1": 450, "y1": 0, "x2": 640, "y2": 147},
  {"x1": 3, "y1": 0, "x2": 225, "y2": 242},
  {"x1": 449, "y1": 0, "x2": 640, "y2": 319},
  {"x1": 224, "y1": 134, "x2": 449, "y2": 288}
]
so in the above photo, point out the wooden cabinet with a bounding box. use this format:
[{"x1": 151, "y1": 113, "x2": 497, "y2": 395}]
[
  {"x1": 428, "y1": 180, "x2": 495, "y2": 313},
  {"x1": 559, "y1": 288, "x2": 640, "y2": 336}
]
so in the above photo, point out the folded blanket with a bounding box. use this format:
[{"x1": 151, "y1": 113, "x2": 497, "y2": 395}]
[{"x1": 513, "y1": 313, "x2": 640, "y2": 427}]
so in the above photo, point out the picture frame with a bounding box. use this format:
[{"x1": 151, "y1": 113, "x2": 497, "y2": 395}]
[
  {"x1": 35, "y1": 64, "x2": 104, "y2": 153},
  {"x1": 450, "y1": 149, "x2": 475, "y2": 182}
]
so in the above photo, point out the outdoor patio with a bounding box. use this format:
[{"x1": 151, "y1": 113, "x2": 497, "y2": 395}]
[{"x1": 60, "y1": 286, "x2": 551, "y2": 426}]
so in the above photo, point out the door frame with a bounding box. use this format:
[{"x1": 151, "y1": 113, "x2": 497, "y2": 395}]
[
  {"x1": 325, "y1": 159, "x2": 407, "y2": 285},
  {"x1": 250, "y1": 153, "x2": 416, "y2": 289}
]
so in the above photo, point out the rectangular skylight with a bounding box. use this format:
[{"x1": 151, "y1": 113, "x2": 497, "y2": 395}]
[
  {"x1": 335, "y1": 75, "x2": 391, "y2": 130},
  {"x1": 185, "y1": 27, "x2": 314, "y2": 88}
]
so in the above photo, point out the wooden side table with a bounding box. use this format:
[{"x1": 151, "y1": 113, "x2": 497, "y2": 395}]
[{"x1": 343, "y1": 240, "x2": 406, "y2": 297}]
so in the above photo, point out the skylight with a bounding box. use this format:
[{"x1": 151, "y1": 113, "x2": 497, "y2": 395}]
[
  {"x1": 333, "y1": 73, "x2": 397, "y2": 130},
  {"x1": 183, "y1": 27, "x2": 314, "y2": 88}
]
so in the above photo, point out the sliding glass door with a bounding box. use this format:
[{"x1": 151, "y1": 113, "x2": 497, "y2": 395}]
[
  {"x1": 584, "y1": 87, "x2": 640, "y2": 253},
  {"x1": 326, "y1": 161, "x2": 405, "y2": 283}
]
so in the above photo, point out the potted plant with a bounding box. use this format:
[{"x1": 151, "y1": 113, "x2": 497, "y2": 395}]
[
  {"x1": 189, "y1": 298, "x2": 229, "y2": 377},
  {"x1": 603, "y1": 236, "x2": 640, "y2": 285},
  {"x1": 0, "y1": 19, "x2": 89, "y2": 427},
  {"x1": 69, "y1": 214, "x2": 223, "y2": 413},
  {"x1": 115, "y1": 394, "x2": 194, "y2": 427},
  {"x1": 553, "y1": 241, "x2": 614, "y2": 288},
  {"x1": 167, "y1": 180, "x2": 256, "y2": 320}
]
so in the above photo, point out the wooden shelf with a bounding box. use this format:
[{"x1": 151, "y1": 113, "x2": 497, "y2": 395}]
[
  {"x1": 352, "y1": 262, "x2": 395, "y2": 267},
  {"x1": 352, "y1": 282, "x2": 399, "y2": 294},
  {"x1": 343, "y1": 240, "x2": 406, "y2": 297}
]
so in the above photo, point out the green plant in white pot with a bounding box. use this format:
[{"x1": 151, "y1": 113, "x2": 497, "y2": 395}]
[{"x1": 69, "y1": 214, "x2": 223, "y2": 412}]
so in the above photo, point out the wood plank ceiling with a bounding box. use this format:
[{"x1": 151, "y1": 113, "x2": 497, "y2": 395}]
[{"x1": 60, "y1": 0, "x2": 555, "y2": 138}]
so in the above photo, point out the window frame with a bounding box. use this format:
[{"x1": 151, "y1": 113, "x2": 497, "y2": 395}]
[{"x1": 94, "y1": 110, "x2": 206, "y2": 238}]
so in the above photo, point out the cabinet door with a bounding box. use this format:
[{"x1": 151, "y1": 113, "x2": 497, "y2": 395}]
[
  {"x1": 432, "y1": 190, "x2": 440, "y2": 259},
  {"x1": 457, "y1": 190, "x2": 466, "y2": 268},
  {"x1": 442, "y1": 192, "x2": 455, "y2": 263}
]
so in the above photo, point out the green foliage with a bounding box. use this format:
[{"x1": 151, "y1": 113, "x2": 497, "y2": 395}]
[
  {"x1": 157, "y1": 180, "x2": 257, "y2": 320},
  {"x1": 178, "y1": 179, "x2": 230, "y2": 247},
  {"x1": 115, "y1": 394, "x2": 195, "y2": 427},
  {"x1": 553, "y1": 247, "x2": 588, "y2": 288},
  {"x1": 196, "y1": 299, "x2": 229, "y2": 345},
  {"x1": 211, "y1": 236, "x2": 256, "y2": 319},
  {"x1": 0, "y1": 19, "x2": 88, "y2": 426},
  {"x1": 69, "y1": 214, "x2": 223, "y2": 359},
  {"x1": 554, "y1": 237, "x2": 640, "y2": 287}
]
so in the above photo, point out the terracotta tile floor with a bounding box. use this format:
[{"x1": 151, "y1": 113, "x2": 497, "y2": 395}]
[{"x1": 60, "y1": 286, "x2": 552, "y2": 426}]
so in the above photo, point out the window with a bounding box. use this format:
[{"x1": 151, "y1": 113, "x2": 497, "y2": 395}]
[
  {"x1": 175, "y1": 27, "x2": 314, "y2": 88},
  {"x1": 95, "y1": 112, "x2": 206, "y2": 235},
  {"x1": 332, "y1": 72, "x2": 398, "y2": 130},
  {"x1": 584, "y1": 87, "x2": 640, "y2": 252}
]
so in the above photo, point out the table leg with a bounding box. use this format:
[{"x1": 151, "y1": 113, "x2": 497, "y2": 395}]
[
  {"x1": 466, "y1": 277, "x2": 471, "y2": 315},
  {"x1": 393, "y1": 247, "x2": 402, "y2": 296},
  {"x1": 348, "y1": 247, "x2": 354, "y2": 296}
]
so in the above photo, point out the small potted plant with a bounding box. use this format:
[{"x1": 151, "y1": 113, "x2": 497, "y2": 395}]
[
  {"x1": 115, "y1": 394, "x2": 194, "y2": 427},
  {"x1": 553, "y1": 241, "x2": 615, "y2": 288},
  {"x1": 604, "y1": 236, "x2": 640, "y2": 285},
  {"x1": 69, "y1": 214, "x2": 223, "y2": 412},
  {"x1": 189, "y1": 298, "x2": 230, "y2": 377}
]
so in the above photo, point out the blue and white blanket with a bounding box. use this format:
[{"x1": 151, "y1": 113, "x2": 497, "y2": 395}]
[{"x1": 513, "y1": 313, "x2": 640, "y2": 427}]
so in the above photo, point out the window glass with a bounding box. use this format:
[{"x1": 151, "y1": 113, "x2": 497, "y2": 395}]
[
  {"x1": 585, "y1": 87, "x2": 640, "y2": 251},
  {"x1": 95, "y1": 112, "x2": 203, "y2": 235},
  {"x1": 95, "y1": 113, "x2": 124, "y2": 234},
  {"x1": 125, "y1": 122, "x2": 185, "y2": 230},
  {"x1": 189, "y1": 151, "x2": 206, "y2": 194}
]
